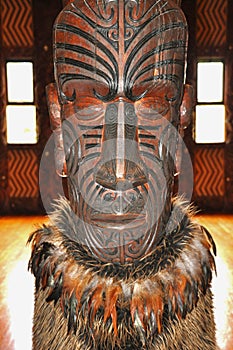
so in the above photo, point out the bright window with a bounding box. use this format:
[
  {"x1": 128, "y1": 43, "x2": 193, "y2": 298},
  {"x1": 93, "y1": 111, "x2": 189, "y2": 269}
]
[
  {"x1": 195, "y1": 105, "x2": 225, "y2": 143},
  {"x1": 6, "y1": 106, "x2": 37, "y2": 144},
  {"x1": 7, "y1": 62, "x2": 34, "y2": 103},
  {"x1": 195, "y1": 60, "x2": 225, "y2": 144},
  {"x1": 6, "y1": 61, "x2": 37, "y2": 144},
  {"x1": 197, "y1": 62, "x2": 224, "y2": 103}
]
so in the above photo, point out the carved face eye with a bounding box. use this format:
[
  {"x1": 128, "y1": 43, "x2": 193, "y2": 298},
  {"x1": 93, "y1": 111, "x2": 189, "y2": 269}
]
[
  {"x1": 135, "y1": 97, "x2": 170, "y2": 119},
  {"x1": 75, "y1": 97, "x2": 105, "y2": 120},
  {"x1": 61, "y1": 95, "x2": 105, "y2": 122}
]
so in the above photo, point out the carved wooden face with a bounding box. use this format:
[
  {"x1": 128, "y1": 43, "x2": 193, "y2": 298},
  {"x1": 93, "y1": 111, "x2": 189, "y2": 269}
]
[{"x1": 52, "y1": 0, "x2": 188, "y2": 263}]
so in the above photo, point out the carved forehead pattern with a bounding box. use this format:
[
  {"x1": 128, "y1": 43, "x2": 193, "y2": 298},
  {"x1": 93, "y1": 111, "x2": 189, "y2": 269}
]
[
  {"x1": 54, "y1": 0, "x2": 187, "y2": 102},
  {"x1": 62, "y1": 0, "x2": 183, "y2": 9}
]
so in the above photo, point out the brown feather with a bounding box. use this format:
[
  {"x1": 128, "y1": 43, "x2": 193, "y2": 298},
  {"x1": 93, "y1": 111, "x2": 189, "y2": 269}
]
[
  {"x1": 104, "y1": 284, "x2": 122, "y2": 336},
  {"x1": 89, "y1": 283, "x2": 104, "y2": 326}
]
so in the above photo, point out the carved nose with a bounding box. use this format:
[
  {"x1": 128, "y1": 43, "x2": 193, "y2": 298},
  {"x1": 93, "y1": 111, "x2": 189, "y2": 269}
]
[
  {"x1": 95, "y1": 102, "x2": 148, "y2": 191},
  {"x1": 95, "y1": 159, "x2": 147, "y2": 191}
]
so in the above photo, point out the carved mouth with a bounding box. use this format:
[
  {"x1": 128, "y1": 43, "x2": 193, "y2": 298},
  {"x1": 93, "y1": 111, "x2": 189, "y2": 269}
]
[{"x1": 90, "y1": 212, "x2": 146, "y2": 228}]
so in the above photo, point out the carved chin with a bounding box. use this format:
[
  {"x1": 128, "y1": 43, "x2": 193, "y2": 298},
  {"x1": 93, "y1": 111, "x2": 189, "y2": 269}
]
[
  {"x1": 67, "y1": 176, "x2": 171, "y2": 262},
  {"x1": 75, "y1": 195, "x2": 169, "y2": 263}
]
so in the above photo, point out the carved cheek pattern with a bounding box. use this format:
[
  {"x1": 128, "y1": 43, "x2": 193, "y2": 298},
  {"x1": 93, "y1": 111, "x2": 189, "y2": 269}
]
[
  {"x1": 59, "y1": 105, "x2": 180, "y2": 263},
  {"x1": 69, "y1": 103, "x2": 175, "y2": 263}
]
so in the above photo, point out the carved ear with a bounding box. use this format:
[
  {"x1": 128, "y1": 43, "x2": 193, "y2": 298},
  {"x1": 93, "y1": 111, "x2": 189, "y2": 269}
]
[
  {"x1": 46, "y1": 83, "x2": 67, "y2": 177},
  {"x1": 180, "y1": 84, "x2": 195, "y2": 134},
  {"x1": 175, "y1": 84, "x2": 194, "y2": 175}
]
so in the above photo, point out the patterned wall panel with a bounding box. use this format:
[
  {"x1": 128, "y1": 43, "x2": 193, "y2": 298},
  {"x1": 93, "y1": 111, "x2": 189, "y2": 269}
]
[
  {"x1": 1, "y1": 0, "x2": 34, "y2": 47},
  {"x1": 225, "y1": 145, "x2": 233, "y2": 209},
  {"x1": 8, "y1": 149, "x2": 38, "y2": 198},
  {"x1": 194, "y1": 148, "x2": 225, "y2": 198},
  {"x1": 0, "y1": 149, "x2": 9, "y2": 212},
  {"x1": 196, "y1": 0, "x2": 227, "y2": 49}
]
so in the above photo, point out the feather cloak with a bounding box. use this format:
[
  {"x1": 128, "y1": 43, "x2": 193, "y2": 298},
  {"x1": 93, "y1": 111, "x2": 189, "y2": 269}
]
[{"x1": 28, "y1": 197, "x2": 217, "y2": 349}]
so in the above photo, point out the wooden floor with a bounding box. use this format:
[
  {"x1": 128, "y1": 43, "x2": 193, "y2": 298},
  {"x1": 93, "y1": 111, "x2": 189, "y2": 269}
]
[{"x1": 0, "y1": 214, "x2": 232, "y2": 350}]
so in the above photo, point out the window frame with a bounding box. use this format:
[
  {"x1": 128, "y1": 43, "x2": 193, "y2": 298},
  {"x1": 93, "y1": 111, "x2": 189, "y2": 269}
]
[
  {"x1": 194, "y1": 58, "x2": 226, "y2": 144},
  {"x1": 5, "y1": 60, "x2": 38, "y2": 145}
]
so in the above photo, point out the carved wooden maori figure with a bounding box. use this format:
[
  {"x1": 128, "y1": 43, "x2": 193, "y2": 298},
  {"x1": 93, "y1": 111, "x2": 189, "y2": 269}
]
[{"x1": 28, "y1": 1, "x2": 217, "y2": 349}]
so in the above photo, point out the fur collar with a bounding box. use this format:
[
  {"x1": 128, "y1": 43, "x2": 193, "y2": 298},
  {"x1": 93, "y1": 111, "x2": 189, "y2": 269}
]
[{"x1": 28, "y1": 197, "x2": 216, "y2": 345}]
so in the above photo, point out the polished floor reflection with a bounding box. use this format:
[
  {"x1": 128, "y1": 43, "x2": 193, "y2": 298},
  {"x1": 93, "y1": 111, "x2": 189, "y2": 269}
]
[
  {"x1": 0, "y1": 214, "x2": 232, "y2": 350},
  {"x1": 196, "y1": 215, "x2": 233, "y2": 350}
]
